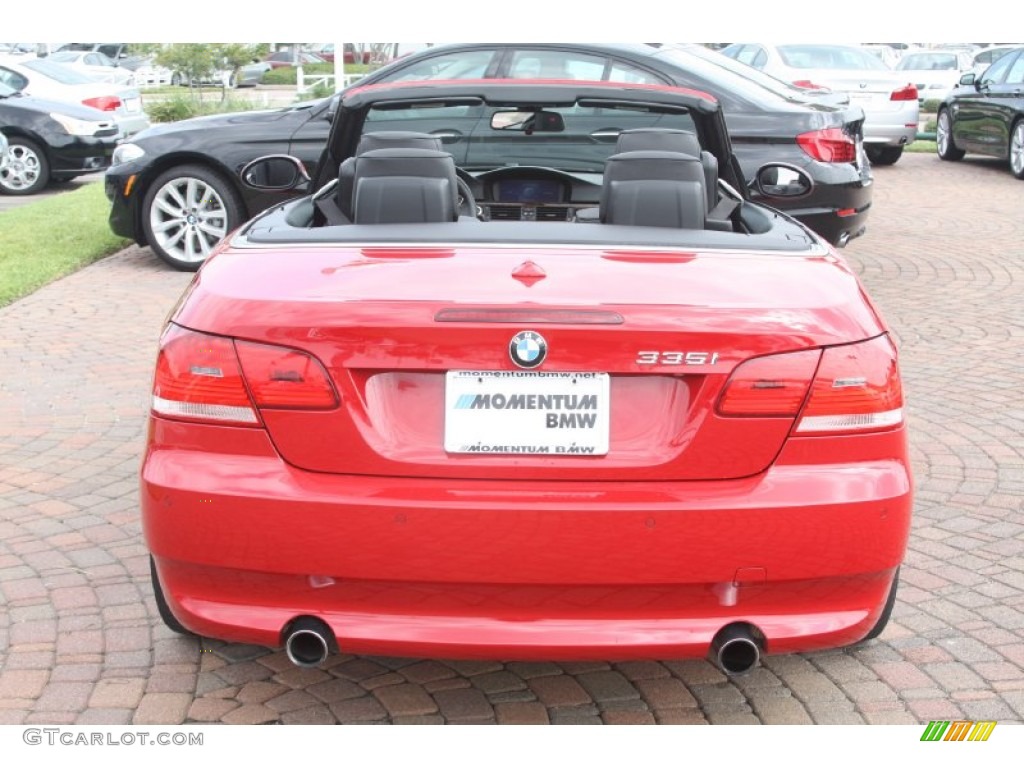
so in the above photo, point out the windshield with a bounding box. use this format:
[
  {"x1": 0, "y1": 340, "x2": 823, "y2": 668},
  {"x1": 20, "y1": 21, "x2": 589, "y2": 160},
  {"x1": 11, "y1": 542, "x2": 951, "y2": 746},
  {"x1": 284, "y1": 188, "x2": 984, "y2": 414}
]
[
  {"x1": 47, "y1": 52, "x2": 80, "y2": 63},
  {"x1": 22, "y1": 58, "x2": 99, "y2": 84},
  {"x1": 363, "y1": 99, "x2": 697, "y2": 173},
  {"x1": 777, "y1": 45, "x2": 888, "y2": 71},
  {"x1": 897, "y1": 53, "x2": 960, "y2": 70}
]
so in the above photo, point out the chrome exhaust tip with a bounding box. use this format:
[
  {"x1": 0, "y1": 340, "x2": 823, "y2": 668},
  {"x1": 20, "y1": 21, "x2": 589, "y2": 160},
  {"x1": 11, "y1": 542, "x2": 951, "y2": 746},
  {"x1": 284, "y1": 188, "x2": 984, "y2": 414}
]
[
  {"x1": 709, "y1": 623, "x2": 763, "y2": 677},
  {"x1": 284, "y1": 616, "x2": 333, "y2": 668}
]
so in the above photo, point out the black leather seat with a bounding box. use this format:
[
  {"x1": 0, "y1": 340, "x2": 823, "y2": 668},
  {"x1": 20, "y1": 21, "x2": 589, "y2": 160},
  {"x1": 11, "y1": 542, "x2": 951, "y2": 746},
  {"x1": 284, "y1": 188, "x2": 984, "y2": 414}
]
[
  {"x1": 615, "y1": 128, "x2": 719, "y2": 211},
  {"x1": 350, "y1": 148, "x2": 459, "y2": 225},
  {"x1": 337, "y1": 131, "x2": 445, "y2": 221},
  {"x1": 600, "y1": 150, "x2": 707, "y2": 229}
]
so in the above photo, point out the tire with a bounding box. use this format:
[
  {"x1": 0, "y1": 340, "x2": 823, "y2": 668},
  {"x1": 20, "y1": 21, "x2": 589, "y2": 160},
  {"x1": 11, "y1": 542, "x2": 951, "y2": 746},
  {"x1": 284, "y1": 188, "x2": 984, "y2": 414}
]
[
  {"x1": 936, "y1": 108, "x2": 966, "y2": 161},
  {"x1": 859, "y1": 567, "x2": 900, "y2": 643},
  {"x1": 866, "y1": 145, "x2": 903, "y2": 166},
  {"x1": 1010, "y1": 120, "x2": 1024, "y2": 180},
  {"x1": 150, "y1": 556, "x2": 193, "y2": 635},
  {"x1": 141, "y1": 164, "x2": 244, "y2": 271},
  {"x1": 0, "y1": 137, "x2": 50, "y2": 195}
]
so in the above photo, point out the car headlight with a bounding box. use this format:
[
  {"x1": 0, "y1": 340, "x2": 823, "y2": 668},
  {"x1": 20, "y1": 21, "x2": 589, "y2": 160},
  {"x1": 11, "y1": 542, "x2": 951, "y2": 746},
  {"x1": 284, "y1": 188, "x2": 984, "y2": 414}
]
[
  {"x1": 48, "y1": 112, "x2": 109, "y2": 137},
  {"x1": 112, "y1": 143, "x2": 146, "y2": 166}
]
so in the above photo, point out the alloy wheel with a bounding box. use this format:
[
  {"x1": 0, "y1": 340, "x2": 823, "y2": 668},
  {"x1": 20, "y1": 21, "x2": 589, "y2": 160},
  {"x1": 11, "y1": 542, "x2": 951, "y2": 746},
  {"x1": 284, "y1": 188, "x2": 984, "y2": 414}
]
[
  {"x1": 937, "y1": 112, "x2": 951, "y2": 156},
  {"x1": 148, "y1": 176, "x2": 231, "y2": 264},
  {"x1": 1011, "y1": 122, "x2": 1024, "y2": 178},
  {"x1": 0, "y1": 144, "x2": 42, "y2": 192}
]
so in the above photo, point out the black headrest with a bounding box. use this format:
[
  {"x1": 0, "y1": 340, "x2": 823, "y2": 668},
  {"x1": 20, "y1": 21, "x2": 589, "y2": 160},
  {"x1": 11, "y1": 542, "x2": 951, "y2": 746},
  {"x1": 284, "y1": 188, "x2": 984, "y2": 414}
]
[
  {"x1": 356, "y1": 131, "x2": 444, "y2": 154},
  {"x1": 338, "y1": 133, "x2": 448, "y2": 222},
  {"x1": 351, "y1": 148, "x2": 458, "y2": 224},
  {"x1": 601, "y1": 150, "x2": 707, "y2": 229},
  {"x1": 615, "y1": 128, "x2": 702, "y2": 156}
]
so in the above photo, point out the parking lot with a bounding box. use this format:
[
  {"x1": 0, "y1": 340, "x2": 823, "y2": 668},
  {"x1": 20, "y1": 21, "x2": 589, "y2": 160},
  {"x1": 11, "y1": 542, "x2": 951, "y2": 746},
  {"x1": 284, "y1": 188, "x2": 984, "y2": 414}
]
[{"x1": 0, "y1": 151, "x2": 1022, "y2": 726}]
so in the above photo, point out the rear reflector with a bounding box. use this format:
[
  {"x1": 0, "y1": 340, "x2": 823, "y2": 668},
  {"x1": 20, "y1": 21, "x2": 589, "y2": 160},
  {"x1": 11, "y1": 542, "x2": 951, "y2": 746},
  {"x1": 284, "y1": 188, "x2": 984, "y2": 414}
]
[
  {"x1": 796, "y1": 335, "x2": 903, "y2": 434},
  {"x1": 890, "y1": 84, "x2": 919, "y2": 101},
  {"x1": 796, "y1": 127, "x2": 856, "y2": 163},
  {"x1": 153, "y1": 326, "x2": 257, "y2": 426}
]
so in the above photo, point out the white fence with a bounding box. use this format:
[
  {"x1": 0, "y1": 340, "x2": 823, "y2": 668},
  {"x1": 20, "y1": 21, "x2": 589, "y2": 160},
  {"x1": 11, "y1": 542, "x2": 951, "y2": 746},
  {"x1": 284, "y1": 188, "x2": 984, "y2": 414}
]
[{"x1": 297, "y1": 71, "x2": 366, "y2": 95}]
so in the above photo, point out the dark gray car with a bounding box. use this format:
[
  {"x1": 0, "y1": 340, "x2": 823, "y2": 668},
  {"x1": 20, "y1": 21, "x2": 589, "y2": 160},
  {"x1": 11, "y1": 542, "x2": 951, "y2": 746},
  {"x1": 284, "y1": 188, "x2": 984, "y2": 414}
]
[{"x1": 354, "y1": 43, "x2": 873, "y2": 247}]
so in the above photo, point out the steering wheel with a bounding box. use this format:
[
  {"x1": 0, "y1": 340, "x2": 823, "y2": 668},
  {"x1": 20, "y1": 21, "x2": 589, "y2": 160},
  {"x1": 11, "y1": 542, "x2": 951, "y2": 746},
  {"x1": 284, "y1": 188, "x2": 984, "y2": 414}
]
[{"x1": 455, "y1": 173, "x2": 479, "y2": 219}]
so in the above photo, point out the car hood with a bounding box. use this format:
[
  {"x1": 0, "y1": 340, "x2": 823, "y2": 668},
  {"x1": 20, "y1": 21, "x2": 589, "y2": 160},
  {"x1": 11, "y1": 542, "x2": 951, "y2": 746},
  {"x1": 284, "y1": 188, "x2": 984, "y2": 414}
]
[
  {"x1": 129, "y1": 104, "x2": 317, "y2": 142},
  {"x1": 0, "y1": 91, "x2": 114, "y2": 121}
]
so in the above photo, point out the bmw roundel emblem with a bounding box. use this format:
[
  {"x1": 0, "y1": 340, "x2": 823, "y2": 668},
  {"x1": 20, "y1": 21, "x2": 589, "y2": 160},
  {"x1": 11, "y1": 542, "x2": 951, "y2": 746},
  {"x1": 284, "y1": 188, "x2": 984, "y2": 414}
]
[{"x1": 509, "y1": 330, "x2": 547, "y2": 369}]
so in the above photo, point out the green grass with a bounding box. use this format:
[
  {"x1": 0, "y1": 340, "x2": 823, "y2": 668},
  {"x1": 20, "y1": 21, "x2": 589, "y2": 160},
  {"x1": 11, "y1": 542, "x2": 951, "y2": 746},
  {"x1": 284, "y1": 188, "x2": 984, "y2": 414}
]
[
  {"x1": 907, "y1": 141, "x2": 937, "y2": 153},
  {"x1": 147, "y1": 94, "x2": 269, "y2": 123},
  {"x1": 0, "y1": 182, "x2": 131, "y2": 307}
]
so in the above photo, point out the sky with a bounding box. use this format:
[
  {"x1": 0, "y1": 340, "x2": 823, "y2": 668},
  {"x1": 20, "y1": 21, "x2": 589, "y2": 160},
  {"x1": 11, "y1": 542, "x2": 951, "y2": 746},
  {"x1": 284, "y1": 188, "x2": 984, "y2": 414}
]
[{"x1": 23, "y1": 1, "x2": 993, "y2": 47}]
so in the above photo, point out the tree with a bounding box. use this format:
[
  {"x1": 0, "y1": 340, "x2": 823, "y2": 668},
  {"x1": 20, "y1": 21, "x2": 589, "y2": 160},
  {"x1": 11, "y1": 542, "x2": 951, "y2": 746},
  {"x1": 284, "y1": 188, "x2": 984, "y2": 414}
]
[{"x1": 154, "y1": 43, "x2": 266, "y2": 98}]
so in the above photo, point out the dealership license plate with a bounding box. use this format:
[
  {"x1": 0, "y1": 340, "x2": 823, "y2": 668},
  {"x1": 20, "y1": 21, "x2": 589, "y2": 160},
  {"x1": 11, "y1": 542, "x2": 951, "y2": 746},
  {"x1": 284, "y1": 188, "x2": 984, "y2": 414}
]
[
  {"x1": 444, "y1": 371, "x2": 610, "y2": 456},
  {"x1": 124, "y1": 98, "x2": 141, "y2": 113}
]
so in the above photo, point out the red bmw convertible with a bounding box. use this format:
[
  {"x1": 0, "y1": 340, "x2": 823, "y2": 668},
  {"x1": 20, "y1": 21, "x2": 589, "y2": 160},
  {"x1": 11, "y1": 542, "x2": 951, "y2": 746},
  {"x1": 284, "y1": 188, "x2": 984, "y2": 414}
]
[{"x1": 141, "y1": 80, "x2": 912, "y2": 674}]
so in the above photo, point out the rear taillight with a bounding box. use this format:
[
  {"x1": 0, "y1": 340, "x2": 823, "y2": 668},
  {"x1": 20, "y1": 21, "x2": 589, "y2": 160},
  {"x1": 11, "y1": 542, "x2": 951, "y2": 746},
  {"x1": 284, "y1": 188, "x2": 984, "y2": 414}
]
[
  {"x1": 796, "y1": 127, "x2": 856, "y2": 163},
  {"x1": 153, "y1": 326, "x2": 257, "y2": 426},
  {"x1": 82, "y1": 96, "x2": 123, "y2": 112},
  {"x1": 796, "y1": 335, "x2": 903, "y2": 433},
  {"x1": 890, "y1": 84, "x2": 918, "y2": 101},
  {"x1": 717, "y1": 335, "x2": 904, "y2": 434},
  {"x1": 717, "y1": 350, "x2": 820, "y2": 417},
  {"x1": 152, "y1": 326, "x2": 337, "y2": 426},
  {"x1": 235, "y1": 341, "x2": 337, "y2": 410}
]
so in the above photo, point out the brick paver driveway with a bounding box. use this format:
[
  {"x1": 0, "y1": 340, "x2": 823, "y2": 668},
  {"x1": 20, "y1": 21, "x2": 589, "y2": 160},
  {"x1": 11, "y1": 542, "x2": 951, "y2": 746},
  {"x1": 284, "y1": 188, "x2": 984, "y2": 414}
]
[{"x1": 1, "y1": 153, "x2": 1022, "y2": 725}]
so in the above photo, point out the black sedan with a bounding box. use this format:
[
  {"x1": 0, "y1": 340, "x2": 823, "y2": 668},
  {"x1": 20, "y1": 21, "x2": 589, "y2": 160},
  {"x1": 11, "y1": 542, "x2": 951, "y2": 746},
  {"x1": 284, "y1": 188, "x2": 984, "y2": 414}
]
[
  {"x1": 936, "y1": 46, "x2": 1024, "y2": 179},
  {"x1": 0, "y1": 82, "x2": 120, "y2": 195},
  {"x1": 105, "y1": 42, "x2": 873, "y2": 270}
]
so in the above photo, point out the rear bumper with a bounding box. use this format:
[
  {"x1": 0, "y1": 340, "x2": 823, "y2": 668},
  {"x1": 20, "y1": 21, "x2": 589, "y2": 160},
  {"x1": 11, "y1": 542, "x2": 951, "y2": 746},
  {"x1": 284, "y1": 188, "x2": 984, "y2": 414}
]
[{"x1": 142, "y1": 416, "x2": 912, "y2": 659}]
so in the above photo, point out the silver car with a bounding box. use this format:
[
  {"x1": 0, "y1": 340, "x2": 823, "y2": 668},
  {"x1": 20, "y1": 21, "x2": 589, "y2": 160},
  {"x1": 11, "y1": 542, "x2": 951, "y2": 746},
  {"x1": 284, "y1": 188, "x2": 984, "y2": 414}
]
[
  {"x1": 895, "y1": 49, "x2": 974, "y2": 104},
  {"x1": 721, "y1": 43, "x2": 920, "y2": 166},
  {"x1": 0, "y1": 57, "x2": 149, "y2": 139}
]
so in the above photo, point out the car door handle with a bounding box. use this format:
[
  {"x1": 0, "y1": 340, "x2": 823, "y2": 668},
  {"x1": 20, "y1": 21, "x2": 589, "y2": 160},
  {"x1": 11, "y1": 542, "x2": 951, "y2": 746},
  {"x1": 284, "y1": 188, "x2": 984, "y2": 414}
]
[
  {"x1": 431, "y1": 131, "x2": 463, "y2": 143},
  {"x1": 590, "y1": 130, "x2": 621, "y2": 138}
]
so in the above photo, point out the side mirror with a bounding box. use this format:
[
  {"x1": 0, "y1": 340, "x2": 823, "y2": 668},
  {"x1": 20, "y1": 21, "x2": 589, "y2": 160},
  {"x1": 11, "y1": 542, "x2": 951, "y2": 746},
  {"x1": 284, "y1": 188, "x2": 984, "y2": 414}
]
[
  {"x1": 959, "y1": 72, "x2": 976, "y2": 87},
  {"x1": 241, "y1": 155, "x2": 311, "y2": 192},
  {"x1": 752, "y1": 163, "x2": 813, "y2": 199}
]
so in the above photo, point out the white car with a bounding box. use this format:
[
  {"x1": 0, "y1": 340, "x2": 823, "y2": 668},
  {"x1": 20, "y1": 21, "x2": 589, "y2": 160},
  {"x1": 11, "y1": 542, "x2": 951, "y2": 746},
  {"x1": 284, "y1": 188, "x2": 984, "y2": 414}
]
[
  {"x1": 720, "y1": 43, "x2": 920, "y2": 165},
  {"x1": 0, "y1": 131, "x2": 8, "y2": 173},
  {"x1": 45, "y1": 50, "x2": 136, "y2": 86},
  {"x1": 969, "y1": 44, "x2": 1024, "y2": 75},
  {"x1": 894, "y1": 50, "x2": 974, "y2": 103},
  {"x1": 0, "y1": 57, "x2": 149, "y2": 139}
]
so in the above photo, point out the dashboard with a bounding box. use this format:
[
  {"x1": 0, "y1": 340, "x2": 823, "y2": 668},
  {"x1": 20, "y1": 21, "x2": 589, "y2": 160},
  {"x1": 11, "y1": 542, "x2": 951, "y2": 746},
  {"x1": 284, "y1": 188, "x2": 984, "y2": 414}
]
[{"x1": 469, "y1": 167, "x2": 601, "y2": 222}]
